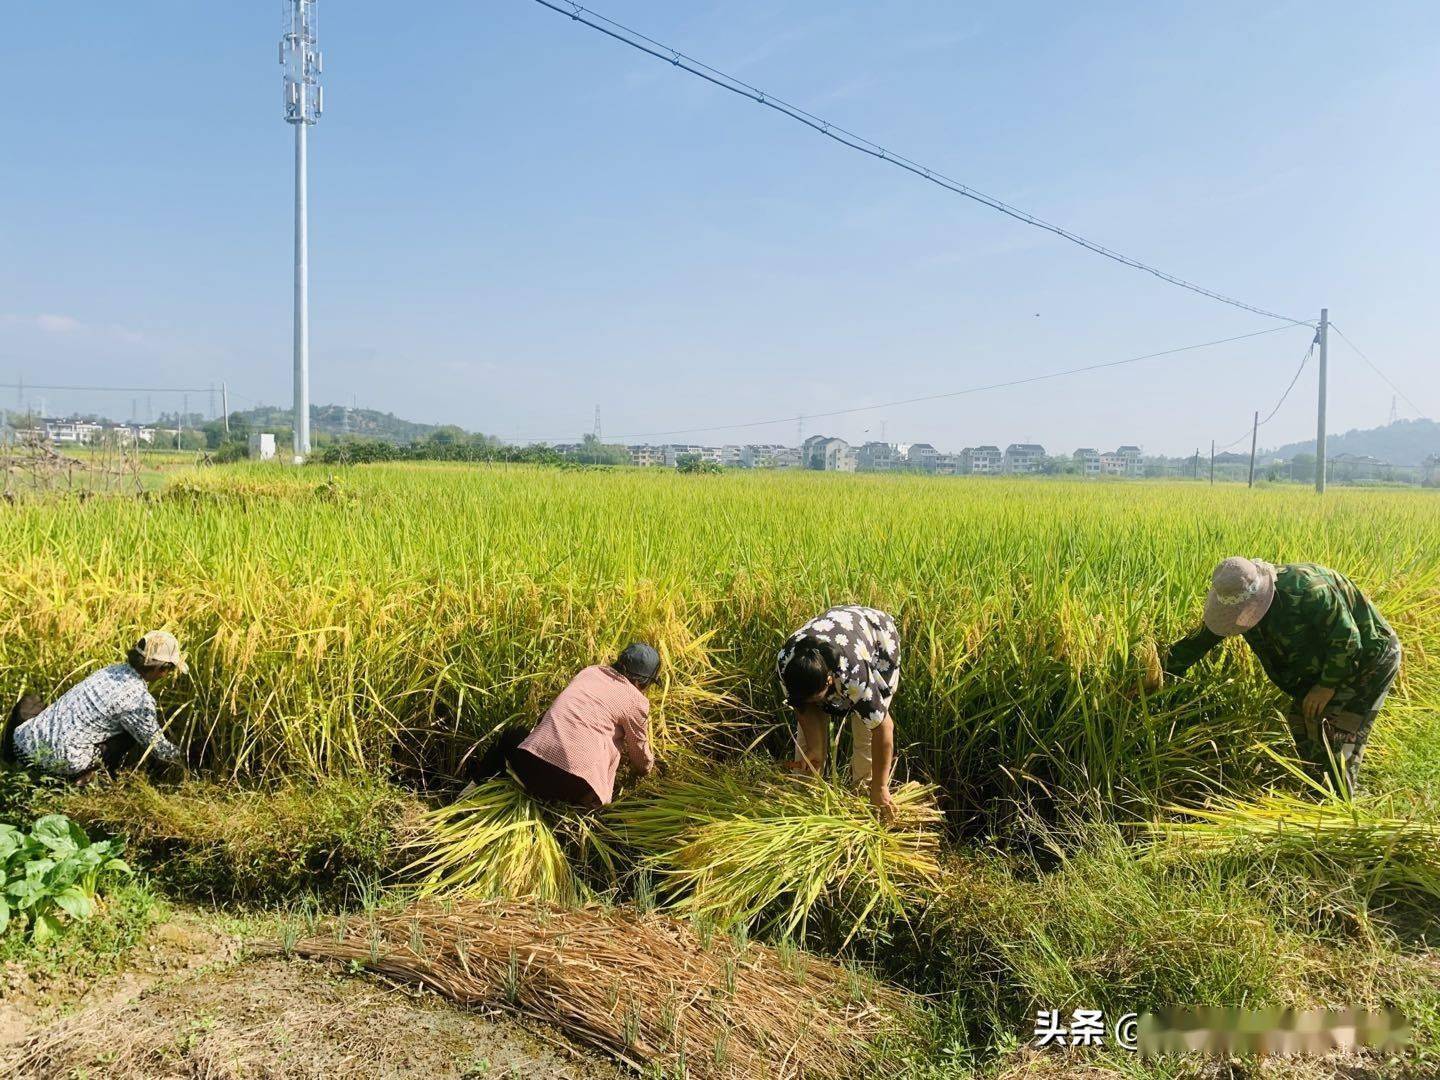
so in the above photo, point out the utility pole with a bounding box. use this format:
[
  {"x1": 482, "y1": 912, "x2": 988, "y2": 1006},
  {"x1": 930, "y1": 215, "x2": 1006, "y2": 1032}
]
[
  {"x1": 283, "y1": 0, "x2": 323, "y2": 463},
  {"x1": 796, "y1": 414, "x2": 804, "y2": 449},
  {"x1": 1247, "y1": 410, "x2": 1259, "y2": 488},
  {"x1": 221, "y1": 382, "x2": 230, "y2": 435},
  {"x1": 1315, "y1": 308, "x2": 1329, "y2": 494},
  {"x1": 1192, "y1": 448, "x2": 1199, "y2": 480},
  {"x1": 1209, "y1": 440, "x2": 1215, "y2": 485}
]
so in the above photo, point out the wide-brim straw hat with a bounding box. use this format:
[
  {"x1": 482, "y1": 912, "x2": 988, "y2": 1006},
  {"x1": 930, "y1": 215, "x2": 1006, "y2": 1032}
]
[{"x1": 1203, "y1": 557, "x2": 1277, "y2": 637}]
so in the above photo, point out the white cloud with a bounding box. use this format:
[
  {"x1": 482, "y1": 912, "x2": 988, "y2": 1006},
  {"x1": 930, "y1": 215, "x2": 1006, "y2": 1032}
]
[
  {"x1": 1, "y1": 312, "x2": 146, "y2": 344},
  {"x1": 35, "y1": 313, "x2": 81, "y2": 333}
]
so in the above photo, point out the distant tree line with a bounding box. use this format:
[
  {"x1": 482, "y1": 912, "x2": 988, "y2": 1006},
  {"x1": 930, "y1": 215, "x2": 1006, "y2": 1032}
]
[{"x1": 308, "y1": 439, "x2": 563, "y2": 466}]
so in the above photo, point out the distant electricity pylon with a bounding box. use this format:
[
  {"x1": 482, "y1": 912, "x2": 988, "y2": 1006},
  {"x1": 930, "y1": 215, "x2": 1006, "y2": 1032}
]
[{"x1": 281, "y1": 0, "x2": 323, "y2": 462}]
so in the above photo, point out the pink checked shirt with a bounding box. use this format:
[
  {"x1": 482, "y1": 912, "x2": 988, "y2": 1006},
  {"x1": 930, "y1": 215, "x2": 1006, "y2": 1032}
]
[{"x1": 520, "y1": 665, "x2": 654, "y2": 804}]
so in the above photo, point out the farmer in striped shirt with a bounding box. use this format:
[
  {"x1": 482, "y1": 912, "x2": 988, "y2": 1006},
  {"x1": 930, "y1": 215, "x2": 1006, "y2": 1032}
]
[
  {"x1": 470, "y1": 644, "x2": 660, "y2": 809},
  {"x1": 2, "y1": 632, "x2": 188, "y2": 782}
]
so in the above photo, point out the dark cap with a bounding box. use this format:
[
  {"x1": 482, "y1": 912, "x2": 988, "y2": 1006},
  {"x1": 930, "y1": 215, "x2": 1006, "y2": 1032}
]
[{"x1": 615, "y1": 643, "x2": 661, "y2": 686}]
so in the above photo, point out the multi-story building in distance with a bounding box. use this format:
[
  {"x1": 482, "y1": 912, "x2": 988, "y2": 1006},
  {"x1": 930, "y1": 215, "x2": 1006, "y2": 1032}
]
[
  {"x1": 1003, "y1": 443, "x2": 1046, "y2": 474},
  {"x1": 962, "y1": 446, "x2": 1004, "y2": 474}
]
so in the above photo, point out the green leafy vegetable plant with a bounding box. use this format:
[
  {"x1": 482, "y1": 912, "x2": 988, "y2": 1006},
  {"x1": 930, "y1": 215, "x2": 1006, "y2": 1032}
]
[{"x1": 0, "y1": 814, "x2": 132, "y2": 944}]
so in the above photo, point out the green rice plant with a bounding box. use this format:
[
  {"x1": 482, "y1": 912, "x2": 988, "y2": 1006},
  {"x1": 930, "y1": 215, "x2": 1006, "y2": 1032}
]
[
  {"x1": 605, "y1": 761, "x2": 944, "y2": 944},
  {"x1": 904, "y1": 823, "x2": 1331, "y2": 1047},
  {"x1": 401, "y1": 777, "x2": 621, "y2": 904}
]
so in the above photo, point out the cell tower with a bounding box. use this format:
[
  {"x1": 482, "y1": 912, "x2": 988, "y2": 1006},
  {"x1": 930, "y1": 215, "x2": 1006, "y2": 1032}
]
[{"x1": 281, "y1": 0, "x2": 323, "y2": 462}]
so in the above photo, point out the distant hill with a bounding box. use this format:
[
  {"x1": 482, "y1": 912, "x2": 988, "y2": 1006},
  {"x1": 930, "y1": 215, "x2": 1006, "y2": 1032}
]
[
  {"x1": 234, "y1": 404, "x2": 446, "y2": 444},
  {"x1": 1265, "y1": 419, "x2": 1440, "y2": 466}
]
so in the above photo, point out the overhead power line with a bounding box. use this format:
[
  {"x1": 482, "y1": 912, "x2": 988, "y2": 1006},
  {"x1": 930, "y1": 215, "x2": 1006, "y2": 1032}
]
[
  {"x1": 528, "y1": 0, "x2": 1308, "y2": 325},
  {"x1": 1327, "y1": 323, "x2": 1428, "y2": 418},
  {"x1": 1257, "y1": 338, "x2": 1317, "y2": 427},
  {"x1": 521, "y1": 321, "x2": 1309, "y2": 444},
  {"x1": 1214, "y1": 335, "x2": 1316, "y2": 451},
  {"x1": 0, "y1": 382, "x2": 218, "y2": 394}
]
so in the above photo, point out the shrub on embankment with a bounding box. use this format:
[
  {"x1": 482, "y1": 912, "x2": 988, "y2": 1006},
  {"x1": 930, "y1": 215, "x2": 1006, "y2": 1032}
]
[{"x1": 59, "y1": 775, "x2": 417, "y2": 903}]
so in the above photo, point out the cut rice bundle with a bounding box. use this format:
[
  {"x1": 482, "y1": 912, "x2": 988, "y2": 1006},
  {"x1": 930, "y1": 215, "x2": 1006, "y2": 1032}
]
[
  {"x1": 607, "y1": 761, "x2": 945, "y2": 943},
  {"x1": 1144, "y1": 754, "x2": 1440, "y2": 907},
  {"x1": 401, "y1": 777, "x2": 616, "y2": 904}
]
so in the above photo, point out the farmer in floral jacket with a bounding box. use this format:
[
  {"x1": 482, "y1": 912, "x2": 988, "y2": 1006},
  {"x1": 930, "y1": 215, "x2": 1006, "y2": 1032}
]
[
  {"x1": 777, "y1": 606, "x2": 901, "y2": 821},
  {"x1": 1158, "y1": 558, "x2": 1401, "y2": 794}
]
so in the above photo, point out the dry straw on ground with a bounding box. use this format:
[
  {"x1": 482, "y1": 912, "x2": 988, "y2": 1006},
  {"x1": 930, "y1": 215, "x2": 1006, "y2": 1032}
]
[
  {"x1": 292, "y1": 899, "x2": 919, "y2": 1079},
  {"x1": 5, "y1": 958, "x2": 619, "y2": 1080}
]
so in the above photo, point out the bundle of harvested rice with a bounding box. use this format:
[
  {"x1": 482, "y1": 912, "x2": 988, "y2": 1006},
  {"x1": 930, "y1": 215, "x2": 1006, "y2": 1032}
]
[
  {"x1": 292, "y1": 899, "x2": 918, "y2": 1080},
  {"x1": 606, "y1": 761, "x2": 944, "y2": 943},
  {"x1": 1144, "y1": 757, "x2": 1440, "y2": 907},
  {"x1": 401, "y1": 777, "x2": 616, "y2": 903}
]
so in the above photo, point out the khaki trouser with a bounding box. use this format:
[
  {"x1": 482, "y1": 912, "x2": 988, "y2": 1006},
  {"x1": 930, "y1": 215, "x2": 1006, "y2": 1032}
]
[{"x1": 793, "y1": 713, "x2": 894, "y2": 788}]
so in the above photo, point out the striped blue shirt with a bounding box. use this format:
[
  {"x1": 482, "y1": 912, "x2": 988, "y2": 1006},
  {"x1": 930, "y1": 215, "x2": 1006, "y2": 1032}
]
[{"x1": 14, "y1": 664, "x2": 180, "y2": 776}]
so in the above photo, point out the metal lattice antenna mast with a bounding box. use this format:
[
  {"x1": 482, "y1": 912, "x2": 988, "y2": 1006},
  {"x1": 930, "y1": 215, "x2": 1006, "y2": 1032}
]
[
  {"x1": 281, "y1": 0, "x2": 323, "y2": 462},
  {"x1": 593, "y1": 405, "x2": 602, "y2": 440}
]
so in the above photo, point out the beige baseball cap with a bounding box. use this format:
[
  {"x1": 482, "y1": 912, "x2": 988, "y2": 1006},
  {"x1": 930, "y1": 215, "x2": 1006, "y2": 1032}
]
[
  {"x1": 137, "y1": 630, "x2": 188, "y2": 675},
  {"x1": 1202, "y1": 557, "x2": 1277, "y2": 637}
]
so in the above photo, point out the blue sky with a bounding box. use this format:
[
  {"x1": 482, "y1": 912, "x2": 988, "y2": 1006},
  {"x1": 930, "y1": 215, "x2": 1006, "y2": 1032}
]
[{"x1": 2, "y1": 1, "x2": 1435, "y2": 454}]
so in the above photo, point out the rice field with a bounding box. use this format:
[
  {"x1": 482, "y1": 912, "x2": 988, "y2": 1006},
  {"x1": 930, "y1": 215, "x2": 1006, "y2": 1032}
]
[
  {"x1": 2, "y1": 463, "x2": 1436, "y2": 811},
  {"x1": 5, "y1": 462, "x2": 1439, "y2": 1073}
]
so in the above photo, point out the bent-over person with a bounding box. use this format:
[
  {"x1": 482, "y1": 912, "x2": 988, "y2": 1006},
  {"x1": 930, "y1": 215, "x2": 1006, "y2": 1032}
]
[
  {"x1": 3, "y1": 632, "x2": 187, "y2": 782},
  {"x1": 1160, "y1": 558, "x2": 1400, "y2": 794},
  {"x1": 777, "y1": 605, "x2": 901, "y2": 821},
  {"x1": 469, "y1": 643, "x2": 660, "y2": 810}
]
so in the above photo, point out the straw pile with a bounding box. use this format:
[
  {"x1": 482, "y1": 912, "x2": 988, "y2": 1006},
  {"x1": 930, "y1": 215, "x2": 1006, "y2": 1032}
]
[
  {"x1": 291, "y1": 899, "x2": 919, "y2": 1079},
  {"x1": 606, "y1": 762, "x2": 945, "y2": 943}
]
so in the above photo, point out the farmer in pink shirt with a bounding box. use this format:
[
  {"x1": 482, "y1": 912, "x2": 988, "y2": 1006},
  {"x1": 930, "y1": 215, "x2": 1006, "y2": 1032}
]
[{"x1": 469, "y1": 644, "x2": 660, "y2": 809}]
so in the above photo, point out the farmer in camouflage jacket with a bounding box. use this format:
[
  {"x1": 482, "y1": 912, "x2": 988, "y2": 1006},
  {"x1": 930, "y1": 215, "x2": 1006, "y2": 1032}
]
[{"x1": 1160, "y1": 557, "x2": 1401, "y2": 794}]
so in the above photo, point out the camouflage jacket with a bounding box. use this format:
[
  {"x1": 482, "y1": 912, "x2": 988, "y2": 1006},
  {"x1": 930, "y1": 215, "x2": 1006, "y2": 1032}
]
[{"x1": 1164, "y1": 564, "x2": 1397, "y2": 698}]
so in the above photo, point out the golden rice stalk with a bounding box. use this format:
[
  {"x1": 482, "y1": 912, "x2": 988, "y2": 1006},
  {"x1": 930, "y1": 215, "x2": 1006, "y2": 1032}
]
[
  {"x1": 606, "y1": 761, "x2": 944, "y2": 944},
  {"x1": 1137, "y1": 638, "x2": 1164, "y2": 694},
  {"x1": 1144, "y1": 751, "x2": 1440, "y2": 904},
  {"x1": 400, "y1": 778, "x2": 599, "y2": 904}
]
